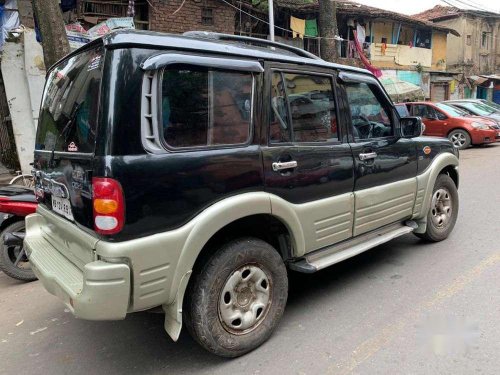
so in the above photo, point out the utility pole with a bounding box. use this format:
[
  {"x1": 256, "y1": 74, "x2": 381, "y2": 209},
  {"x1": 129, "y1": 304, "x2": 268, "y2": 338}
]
[{"x1": 268, "y1": 0, "x2": 275, "y2": 41}]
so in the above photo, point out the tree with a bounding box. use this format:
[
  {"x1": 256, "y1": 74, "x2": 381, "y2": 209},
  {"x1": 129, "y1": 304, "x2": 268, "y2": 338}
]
[
  {"x1": 318, "y1": 0, "x2": 338, "y2": 62},
  {"x1": 31, "y1": 0, "x2": 70, "y2": 68}
]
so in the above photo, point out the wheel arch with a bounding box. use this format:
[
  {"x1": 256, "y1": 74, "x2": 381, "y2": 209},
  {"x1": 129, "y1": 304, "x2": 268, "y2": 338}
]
[
  {"x1": 161, "y1": 192, "x2": 303, "y2": 341},
  {"x1": 413, "y1": 152, "x2": 459, "y2": 232},
  {"x1": 447, "y1": 127, "x2": 471, "y2": 139}
]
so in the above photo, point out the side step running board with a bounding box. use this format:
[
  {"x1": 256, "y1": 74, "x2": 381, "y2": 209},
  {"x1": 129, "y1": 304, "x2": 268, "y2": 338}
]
[{"x1": 289, "y1": 221, "x2": 417, "y2": 273}]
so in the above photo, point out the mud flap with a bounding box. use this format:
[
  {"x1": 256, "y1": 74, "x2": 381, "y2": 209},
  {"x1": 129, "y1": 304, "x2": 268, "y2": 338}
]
[{"x1": 162, "y1": 270, "x2": 192, "y2": 341}]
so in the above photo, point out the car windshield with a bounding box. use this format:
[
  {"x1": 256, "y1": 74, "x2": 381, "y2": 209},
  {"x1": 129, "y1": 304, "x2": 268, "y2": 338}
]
[
  {"x1": 435, "y1": 103, "x2": 468, "y2": 117},
  {"x1": 453, "y1": 102, "x2": 495, "y2": 116},
  {"x1": 479, "y1": 100, "x2": 500, "y2": 112}
]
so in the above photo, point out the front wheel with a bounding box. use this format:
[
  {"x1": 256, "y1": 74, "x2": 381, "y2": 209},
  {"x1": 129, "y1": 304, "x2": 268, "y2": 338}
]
[
  {"x1": 448, "y1": 129, "x2": 471, "y2": 150},
  {"x1": 184, "y1": 237, "x2": 288, "y2": 357},
  {"x1": 415, "y1": 174, "x2": 458, "y2": 242}
]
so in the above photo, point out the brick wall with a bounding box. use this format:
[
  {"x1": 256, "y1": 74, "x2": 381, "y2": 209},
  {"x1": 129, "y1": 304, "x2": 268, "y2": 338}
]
[{"x1": 149, "y1": 0, "x2": 235, "y2": 35}]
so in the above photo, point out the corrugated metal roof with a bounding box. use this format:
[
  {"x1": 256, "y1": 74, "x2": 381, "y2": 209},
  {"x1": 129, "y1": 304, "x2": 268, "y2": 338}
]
[{"x1": 272, "y1": 0, "x2": 460, "y2": 36}]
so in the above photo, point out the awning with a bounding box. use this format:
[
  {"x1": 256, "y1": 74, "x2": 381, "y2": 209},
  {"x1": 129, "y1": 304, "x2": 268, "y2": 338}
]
[{"x1": 468, "y1": 76, "x2": 489, "y2": 85}]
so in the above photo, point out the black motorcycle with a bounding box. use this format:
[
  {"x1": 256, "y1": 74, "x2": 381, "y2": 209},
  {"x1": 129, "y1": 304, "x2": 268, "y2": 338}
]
[{"x1": 0, "y1": 186, "x2": 37, "y2": 281}]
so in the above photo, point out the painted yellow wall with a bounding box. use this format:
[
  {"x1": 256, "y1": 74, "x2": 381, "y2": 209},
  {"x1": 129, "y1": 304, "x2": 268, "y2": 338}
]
[
  {"x1": 431, "y1": 32, "x2": 447, "y2": 70},
  {"x1": 372, "y1": 21, "x2": 393, "y2": 43}
]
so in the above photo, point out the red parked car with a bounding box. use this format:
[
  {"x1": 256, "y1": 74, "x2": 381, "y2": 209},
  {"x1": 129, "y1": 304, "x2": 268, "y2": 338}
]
[{"x1": 402, "y1": 102, "x2": 499, "y2": 149}]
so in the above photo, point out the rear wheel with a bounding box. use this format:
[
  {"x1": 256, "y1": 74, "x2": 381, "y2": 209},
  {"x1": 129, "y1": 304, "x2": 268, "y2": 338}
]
[
  {"x1": 415, "y1": 174, "x2": 458, "y2": 242},
  {"x1": 0, "y1": 221, "x2": 37, "y2": 281},
  {"x1": 184, "y1": 237, "x2": 288, "y2": 357},
  {"x1": 448, "y1": 129, "x2": 471, "y2": 150}
]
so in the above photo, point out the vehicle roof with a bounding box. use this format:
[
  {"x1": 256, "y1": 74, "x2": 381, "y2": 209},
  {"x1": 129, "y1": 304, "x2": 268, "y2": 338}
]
[{"x1": 69, "y1": 29, "x2": 371, "y2": 76}]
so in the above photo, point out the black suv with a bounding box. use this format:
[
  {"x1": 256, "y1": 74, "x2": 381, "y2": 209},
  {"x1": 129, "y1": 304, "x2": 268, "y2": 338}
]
[{"x1": 25, "y1": 30, "x2": 459, "y2": 357}]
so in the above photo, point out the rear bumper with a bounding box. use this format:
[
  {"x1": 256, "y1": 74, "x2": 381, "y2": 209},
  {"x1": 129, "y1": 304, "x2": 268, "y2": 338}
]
[{"x1": 24, "y1": 212, "x2": 131, "y2": 320}]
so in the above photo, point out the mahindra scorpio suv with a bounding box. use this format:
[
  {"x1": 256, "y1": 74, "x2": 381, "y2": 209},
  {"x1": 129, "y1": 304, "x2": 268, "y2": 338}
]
[{"x1": 25, "y1": 30, "x2": 459, "y2": 357}]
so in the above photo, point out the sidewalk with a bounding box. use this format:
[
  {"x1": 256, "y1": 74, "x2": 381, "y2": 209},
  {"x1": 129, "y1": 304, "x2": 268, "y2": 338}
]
[{"x1": 0, "y1": 161, "x2": 12, "y2": 186}]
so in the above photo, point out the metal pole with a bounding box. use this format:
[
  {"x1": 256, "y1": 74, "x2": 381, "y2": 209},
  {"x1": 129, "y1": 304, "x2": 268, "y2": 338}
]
[{"x1": 268, "y1": 0, "x2": 275, "y2": 41}]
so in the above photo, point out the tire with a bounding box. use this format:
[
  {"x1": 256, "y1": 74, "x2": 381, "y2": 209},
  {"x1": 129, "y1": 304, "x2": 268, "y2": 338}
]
[
  {"x1": 9, "y1": 174, "x2": 35, "y2": 188},
  {"x1": 0, "y1": 221, "x2": 37, "y2": 282},
  {"x1": 415, "y1": 174, "x2": 458, "y2": 242},
  {"x1": 448, "y1": 129, "x2": 471, "y2": 150},
  {"x1": 184, "y1": 237, "x2": 288, "y2": 357}
]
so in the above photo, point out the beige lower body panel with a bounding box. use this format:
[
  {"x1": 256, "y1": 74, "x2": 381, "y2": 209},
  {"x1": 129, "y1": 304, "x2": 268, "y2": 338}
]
[
  {"x1": 270, "y1": 193, "x2": 354, "y2": 255},
  {"x1": 353, "y1": 178, "x2": 417, "y2": 237}
]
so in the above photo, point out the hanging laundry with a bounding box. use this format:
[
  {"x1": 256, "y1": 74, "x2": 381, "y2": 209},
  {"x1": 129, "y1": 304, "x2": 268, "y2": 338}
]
[
  {"x1": 305, "y1": 19, "x2": 318, "y2": 37},
  {"x1": 356, "y1": 24, "x2": 366, "y2": 45},
  {"x1": 127, "y1": 0, "x2": 135, "y2": 18},
  {"x1": 290, "y1": 16, "x2": 305, "y2": 39},
  {"x1": 381, "y1": 42, "x2": 387, "y2": 55}
]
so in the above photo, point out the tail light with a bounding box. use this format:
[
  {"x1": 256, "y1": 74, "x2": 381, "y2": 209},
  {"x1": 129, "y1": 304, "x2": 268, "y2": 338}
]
[{"x1": 92, "y1": 177, "x2": 125, "y2": 235}]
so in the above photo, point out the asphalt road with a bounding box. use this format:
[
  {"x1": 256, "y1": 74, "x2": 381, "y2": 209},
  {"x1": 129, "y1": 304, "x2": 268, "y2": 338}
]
[{"x1": 1, "y1": 143, "x2": 500, "y2": 375}]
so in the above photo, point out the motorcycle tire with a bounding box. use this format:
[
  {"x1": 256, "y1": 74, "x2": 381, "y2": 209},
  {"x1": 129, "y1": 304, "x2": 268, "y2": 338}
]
[{"x1": 0, "y1": 221, "x2": 37, "y2": 282}]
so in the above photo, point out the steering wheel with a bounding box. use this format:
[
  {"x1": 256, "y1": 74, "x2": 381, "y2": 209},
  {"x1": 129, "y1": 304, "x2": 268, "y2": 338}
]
[{"x1": 352, "y1": 114, "x2": 374, "y2": 139}]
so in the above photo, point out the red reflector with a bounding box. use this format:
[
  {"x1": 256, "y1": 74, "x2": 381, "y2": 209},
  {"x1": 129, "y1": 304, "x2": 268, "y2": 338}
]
[{"x1": 92, "y1": 177, "x2": 125, "y2": 235}]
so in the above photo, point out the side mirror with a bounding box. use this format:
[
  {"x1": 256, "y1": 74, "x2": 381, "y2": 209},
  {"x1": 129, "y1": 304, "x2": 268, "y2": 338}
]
[{"x1": 400, "y1": 116, "x2": 424, "y2": 138}]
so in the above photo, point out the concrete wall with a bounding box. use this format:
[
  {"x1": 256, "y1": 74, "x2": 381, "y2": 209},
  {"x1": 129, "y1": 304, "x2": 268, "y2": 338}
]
[
  {"x1": 431, "y1": 32, "x2": 447, "y2": 70},
  {"x1": 435, "y1": 15, "x2": 500, "y2": 75},
  {"x1": 370, "y1": 44, "x2": 432, "y2": 68},
  {"x1": 149, "y1": 0, "x2": 235, "y2": 34},
  {"x1": 372, "y1": 21, "x2": 393, "y2": 43},
  {"x1": 0, "y1": 30, "x2": 45, "y2": 174}
]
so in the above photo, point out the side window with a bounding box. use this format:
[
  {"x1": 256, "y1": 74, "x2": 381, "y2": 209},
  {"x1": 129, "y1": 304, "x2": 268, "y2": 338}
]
[
  {"x1": 270, "y1": 72, "x2": 292, "y2": 143},
  {"x1": 435, "y1": 110, "x2": 447, "y2": 120},
  {"x1": 414, "y1": 104, "x2": 435, "y2": 119},
  {"x1": 270, "y1": 71, "x2": 338, "y2": 143},
  {"x1": 161, "y1": 67, "x2": 253, "y2": 148},
  {"x1": 344, "y1": 82, "x2": 394, "y2": 140}
]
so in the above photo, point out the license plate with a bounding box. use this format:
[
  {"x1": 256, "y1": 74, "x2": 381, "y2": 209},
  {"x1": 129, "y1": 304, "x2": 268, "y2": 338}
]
[{"x1": 51, "y1": 196, "x2": 74, "y2": 221}]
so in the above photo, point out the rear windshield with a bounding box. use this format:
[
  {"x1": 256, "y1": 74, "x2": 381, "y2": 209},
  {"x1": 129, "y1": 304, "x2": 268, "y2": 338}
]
[{"x1": 36, "y1": 47, "x2": 103, "y2": 153}]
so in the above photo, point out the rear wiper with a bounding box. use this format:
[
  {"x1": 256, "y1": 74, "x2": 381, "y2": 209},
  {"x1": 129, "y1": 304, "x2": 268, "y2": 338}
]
[
  {"x1": 49, "y1": 102, "x2": 82, "y2": 167},
  {"x1": 49, "y1": 118, "x2": 75, "y2": 167}
]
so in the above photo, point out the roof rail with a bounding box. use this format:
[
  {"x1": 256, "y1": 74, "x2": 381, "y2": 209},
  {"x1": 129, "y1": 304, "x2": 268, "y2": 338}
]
[{"x1": 183, "y1": 31, "x2": 322, "y2": 60}]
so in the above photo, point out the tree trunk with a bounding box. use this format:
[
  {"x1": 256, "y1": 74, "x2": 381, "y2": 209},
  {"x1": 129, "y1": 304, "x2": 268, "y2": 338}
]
[
  {"x1": 31, "y1": 0, "x2": 70, "y2": 68},
  {"x1": 318, "y1": 0, "x2": 338, "y2": 62}
]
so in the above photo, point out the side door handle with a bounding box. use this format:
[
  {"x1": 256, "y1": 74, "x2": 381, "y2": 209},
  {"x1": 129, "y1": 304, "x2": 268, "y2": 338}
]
[
  {"x1": 359, "y1": 152, "x2": 377, "y2": 161},
  {"x1": 272, "y1": 161, "x2": 298, "y2": 171}
]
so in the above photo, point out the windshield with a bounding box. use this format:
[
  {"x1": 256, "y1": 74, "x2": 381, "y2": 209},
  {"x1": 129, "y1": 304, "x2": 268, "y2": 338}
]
[
  {"x1": 454, "y1": 102, "x2": 495, "y2": 116},
  {"x1": 36, "y1": 47, "x2": 103, "y2": 153},
  {"x1": 435, "y1": 103, "x2": 468, "y2": 117},
  {"x1": 479, "y1": 100, "x2": 500, "y2": 112}
]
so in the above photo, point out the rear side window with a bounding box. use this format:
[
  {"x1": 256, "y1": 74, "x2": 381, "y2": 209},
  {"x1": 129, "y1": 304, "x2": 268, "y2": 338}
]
[
  {"x1": 270, "y1": 71, "x2": 338, "y2": 143},
  {"x1": 36, "y1": 47, "x2": 103, "y2": 153},
  {"x1": 161, "y1": 67, "x2": 253, "y2": 148}
]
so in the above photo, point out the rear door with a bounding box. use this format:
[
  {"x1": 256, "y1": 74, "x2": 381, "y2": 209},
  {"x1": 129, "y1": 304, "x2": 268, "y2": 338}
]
[
  {"x1": 339, "y1": 74, "x2": 418, "y2": 237},
  {"x1": 33, "y1": 45, "x2": 104, "y2": 239},
  {"x1": 262, "y1": 64, "x2": 355, "y2": 254}
]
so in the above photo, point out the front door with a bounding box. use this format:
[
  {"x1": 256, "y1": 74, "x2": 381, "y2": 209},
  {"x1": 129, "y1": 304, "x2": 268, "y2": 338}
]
[
  {"x1": 339, "y1": 77, "x2": 418, "y2": 236},
  {"x1": 262, "y1": 65, "x2": 355, "y2": 254},
  {"x1": 411, "y1": 103, "x2": 447, "y2": 137}
]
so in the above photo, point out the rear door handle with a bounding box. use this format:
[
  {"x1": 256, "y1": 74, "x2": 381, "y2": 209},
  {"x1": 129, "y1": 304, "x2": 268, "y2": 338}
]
[
  {"x1": 272, "y1": 161, "x2": 298, "y2": 171},
  {"x1": 359, "y1": 152, "x2": 377, "y2": 161}
]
